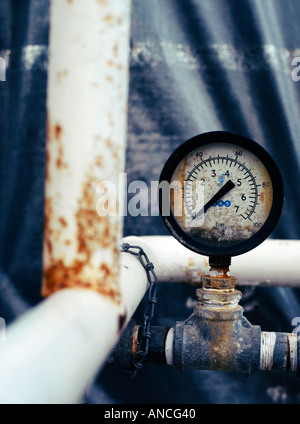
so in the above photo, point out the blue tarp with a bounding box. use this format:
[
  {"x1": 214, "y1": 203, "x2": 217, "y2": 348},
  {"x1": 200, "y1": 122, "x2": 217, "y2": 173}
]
[{"x1": 1, "y1": 0, "x2": 300, "y2": 404}]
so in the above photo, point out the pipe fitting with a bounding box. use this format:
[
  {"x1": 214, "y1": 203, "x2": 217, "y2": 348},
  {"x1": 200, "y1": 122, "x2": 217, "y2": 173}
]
[
  {"x1": 197, "y1": 288, "x2": 242, "y2": 309},
  {"x1": 260, "y1": 331, "x2": 298, "y2": 373},
  {"x1": 201, "y1": 274, "x2": 237, "y2": 290},
  {"x1": 171, "y1": 301, "x2": 261, "y2": 373},
  {"x1": 112, "y1": 271, "x2": 300, "y2": 377}
]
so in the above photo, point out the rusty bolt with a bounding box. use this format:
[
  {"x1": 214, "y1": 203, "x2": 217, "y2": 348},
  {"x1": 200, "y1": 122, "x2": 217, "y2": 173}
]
[{"x1": 201, "y1": 274, "x2": 237, "y2": 290}]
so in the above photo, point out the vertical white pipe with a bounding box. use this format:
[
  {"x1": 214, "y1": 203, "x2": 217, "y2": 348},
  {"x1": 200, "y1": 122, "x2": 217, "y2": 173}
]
[{"x1": 43, "y1": 0, "x2": 131, "y2": 299}]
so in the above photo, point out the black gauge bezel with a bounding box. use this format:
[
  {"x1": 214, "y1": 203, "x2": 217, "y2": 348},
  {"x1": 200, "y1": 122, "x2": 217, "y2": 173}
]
[{"x1": 159, "y1": 131, "x2": 284, "y2": 258}]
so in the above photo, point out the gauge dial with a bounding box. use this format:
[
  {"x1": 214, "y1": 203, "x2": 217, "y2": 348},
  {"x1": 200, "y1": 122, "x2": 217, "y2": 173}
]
[{"x1": 159, "y1": 132, "x2": 284, "y2": 258}]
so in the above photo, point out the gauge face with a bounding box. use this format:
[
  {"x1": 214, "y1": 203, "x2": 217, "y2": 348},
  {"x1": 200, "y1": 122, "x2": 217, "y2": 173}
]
[{"x1": 159, "y1": 132, "x2": 284, "y2": 258}]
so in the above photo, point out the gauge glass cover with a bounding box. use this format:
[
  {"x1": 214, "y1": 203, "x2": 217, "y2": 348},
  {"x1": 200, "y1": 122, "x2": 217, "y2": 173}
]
[{"x1": 159, "y1": 132, "x2": 284, "y2": 257}]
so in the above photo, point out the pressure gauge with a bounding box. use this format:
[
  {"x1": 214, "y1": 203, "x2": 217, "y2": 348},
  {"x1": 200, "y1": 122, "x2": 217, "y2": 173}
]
[{"x1": 159, "y1": 132, "x2": 284, "y2": 261}]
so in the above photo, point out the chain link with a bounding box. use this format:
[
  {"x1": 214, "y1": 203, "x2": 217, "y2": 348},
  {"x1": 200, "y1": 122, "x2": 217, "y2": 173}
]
[{"x1": 121, "y1": 243, "x2": 158, "y2": 376}]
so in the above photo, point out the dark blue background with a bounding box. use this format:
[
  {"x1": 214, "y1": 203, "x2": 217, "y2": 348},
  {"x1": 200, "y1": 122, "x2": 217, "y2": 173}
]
[{"x1": 1, "y1": 0, "x2": 300, "y2": 404}]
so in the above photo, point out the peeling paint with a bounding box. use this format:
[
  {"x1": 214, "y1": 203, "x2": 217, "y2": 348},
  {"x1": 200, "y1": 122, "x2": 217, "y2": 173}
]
[
  {"x1": 43, "y1": 155, "x2": 121, "y2": 302},
  {"x1": 260, "y1": 332, "x2": 276, "y2": 371},
  {"x1": 208, "y1": 319, "x2": 237, "y2": 372},
  {"x1": 56, "y1": 69, "x2": 69, "y2": 84},
  {"x1": 202, "y1": 272, "x2": 237, "y2": 290}
]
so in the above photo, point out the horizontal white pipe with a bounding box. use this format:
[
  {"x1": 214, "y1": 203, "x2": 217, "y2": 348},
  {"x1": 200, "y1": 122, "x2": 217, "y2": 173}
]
[
  {"x1": 0, "y1": 252, "x2": 147, "y2": 405},
  {"x1": 122, "y1": 236, "x2": 300, "y2": 287}
]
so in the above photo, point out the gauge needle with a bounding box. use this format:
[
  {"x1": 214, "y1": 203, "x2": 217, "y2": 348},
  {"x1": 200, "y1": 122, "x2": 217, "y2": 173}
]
[{"x1": 193, "y1": 180, "x2": 236, "y2": 219}]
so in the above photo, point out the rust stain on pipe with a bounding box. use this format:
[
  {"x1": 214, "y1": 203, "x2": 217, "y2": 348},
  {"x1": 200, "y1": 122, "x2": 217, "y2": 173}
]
[
  {"x1": 202, "y1": 269, "x2": 237, "y2": 290},
  {"x1": 208, "y1": 319, "x2": 237, "y2": 372},
  {"x1": 54, "y1": 123, "x2": 68, "y2": 170},
  {"x1": 47, "y1": 119, "x2": 68, "y2": 170},
  {"x1": 43, "y1": 0, "x2": 131, "y2": 304},
  {"x1": 43, "y1": 202, "x2": 121, "y2": 302},
  {"x1": 43, "y1": 126, "x2": 121, "y2": 302},
  {"x1": 44, "y1": 197, "x2": 54, "y2": 258}
]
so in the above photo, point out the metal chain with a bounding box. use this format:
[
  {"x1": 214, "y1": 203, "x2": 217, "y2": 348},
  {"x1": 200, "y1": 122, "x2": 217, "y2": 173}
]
[{"x1": 121, "y1": 243, "x2": 158, "y2": 376}]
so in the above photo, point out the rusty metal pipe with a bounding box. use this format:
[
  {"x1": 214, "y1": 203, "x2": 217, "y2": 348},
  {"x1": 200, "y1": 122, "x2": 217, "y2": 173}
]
[
  {"x1": 122, "y1": 236, "x2": 300, "y2": 288},
  {"x1": 113, "y1": 307, "x2": 300, "y2": 376},
  {"x1": 260, "y1": 331, "x2": 298, "y2": 373},
  {"x1": 167, "y1": 320, "x2": 299, "y2": 375},
  {"x1": 112, "y1": 273, "x2": 300, "y2": 376},
  {"x1": 167, "y1": 276, "x2": 300, "y2": 374}
]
